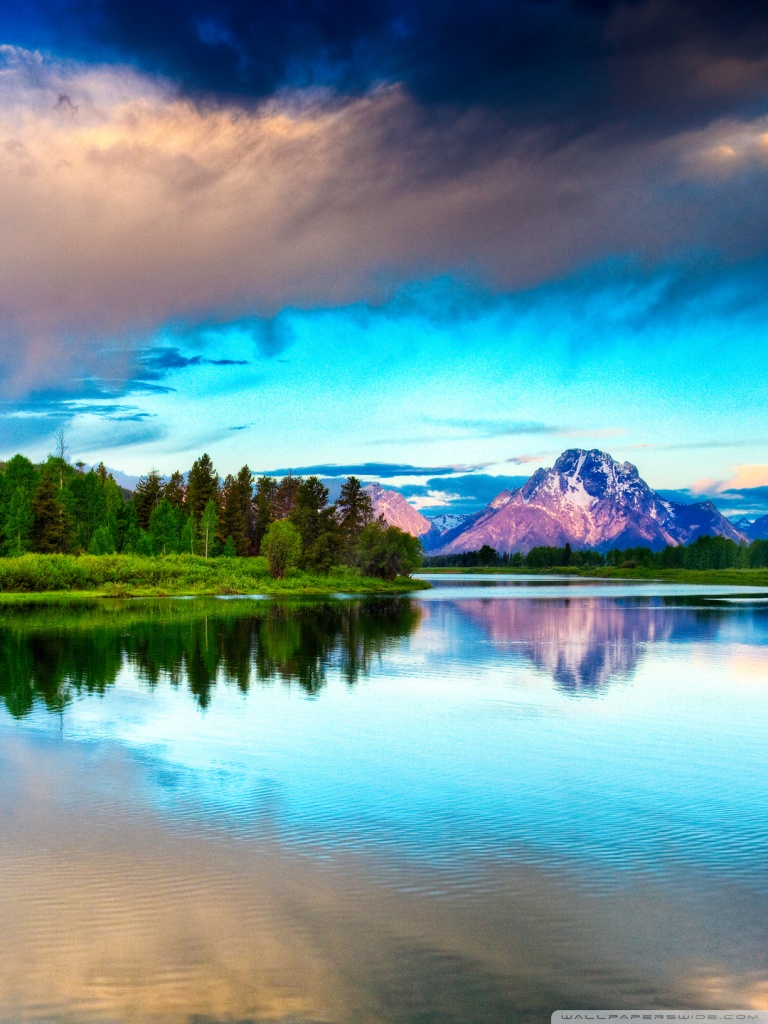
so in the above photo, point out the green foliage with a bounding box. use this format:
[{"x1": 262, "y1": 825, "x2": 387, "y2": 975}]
[
  {"x1": 199, "y1": 499, "x2": 219, "y2": 558},
  {"x1": 148, "y1": 498, "x2": 182, "y2": 555},
  {"x1": 4, "y1": 487, "x2": 33, "y2": 557},
  {"x1": 180, "y1": 513, "x2": 198, "y2": 555},
  {"x1": 356, "y1": 521, "x2": 423, "y2": 579},
  {"x1": 222, "y1": 535, "x2": 237, "y2": 557},
  {"x1": 291, "y1": 475, "x2": 340, "y2": 571},
  {"x1": 253, "y1": 475, "x2": 277, "y2": 552},
  {"x1": 261, "y1": 520, "x2": 302, "y2": 578},
  {"x1": 133, "y1": 469, "x2": 164, "y2": 530},
  {"x1": 336, "y1": 476, "x2": 374, "y2": 556},
  {"x1": 220, "y1": 466, "x2": 253, "y2": 556},
  {"x1": 88, "y1": 525, "x2": 116, "y2": 555},
  {"x1": 186, "y1": 453, "x2": 219, "y2": 523},
  {"x1": 30, "y1": 472, "x2": 72, "y2": 553}
]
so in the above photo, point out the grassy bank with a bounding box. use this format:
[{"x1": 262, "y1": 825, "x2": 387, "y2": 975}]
[
  {"x1": 0, "y1": 553, "x2": 430, "y2": 598},
  {"x1": 418, "y1": 565, "x2": 768, "y2": 587}
]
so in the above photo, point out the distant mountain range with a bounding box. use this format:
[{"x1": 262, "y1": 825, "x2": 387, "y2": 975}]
[
  {"x1": 367, "y1": 449, "x2": 747, "y2": 553},
  {"x1": 729, "y1": 514, "x2": 768, "y2": 541}
]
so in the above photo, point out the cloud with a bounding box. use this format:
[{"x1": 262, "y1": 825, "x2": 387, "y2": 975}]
[
  {"x1": 13, "y1": 0, "x2": 768, "y2": 142},
  {"x1": 1, "y1": 47, "x2": 768, "y2": 395},
  {"x1": 256, "y1": 462, "x2": 480, "y2": 479},
  {"x1": 423, "y1": 418, "x2": 564, "y2": 439},
  {"x1": 140, "y1": 347, "x2": 248, "y2": 376},
  {"x1": 398, "y1": 474, "x2": 531, "y2": 513}
]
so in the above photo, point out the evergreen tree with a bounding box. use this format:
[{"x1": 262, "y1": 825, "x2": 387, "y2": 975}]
[
  {"x1": 4, "y1": 487, "x2": 33, "y2": 556},
  {"x1": 220, "y1": 468, "x2": 253, "y2": 556},
  {"x1": 148, "y1": 498, "x2": 182, "y2": 555},
  {"x1": 164, "y1": 470, "x2": 186, "y2": 509},
  {"x1": 186, "y1": 454, "x2": 219, "y2": 523},
  {"x1": 336, "y1": 476, "x2": 374, "y2": 557},
  {"x1": 30, "y1": 472, "x2": 72, "y2": 553},
  {"x1": 272, "y1": 473, "x2": 301, "y2": 520},
  {"x1": 200, "y1": 499, "x2": 219, "y2": 558},
  {"x1": 222, "y1": 535, "x2": 237, "y2": 557},
  {"x1": 253, "y1": 475, "x2": 277, "y2": 552},
  {"x1": 1, "y1": 455, "x2": 38, "y2": 555},
  {"x1": 133, "y1": 470, "x2": 164, "y2": 530},
  {"x1": 291, "y1": 476, "x2": 339, "y2": 570}
]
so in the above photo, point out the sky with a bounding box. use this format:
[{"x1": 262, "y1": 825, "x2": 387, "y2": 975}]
[{"x1": 0, "y1": 1, "x2": 767, "y2": 515}]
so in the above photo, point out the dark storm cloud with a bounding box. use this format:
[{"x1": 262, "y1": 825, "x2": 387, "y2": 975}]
[{"x1": 12, "y1": 0, "x2": 768, "y2": 139}]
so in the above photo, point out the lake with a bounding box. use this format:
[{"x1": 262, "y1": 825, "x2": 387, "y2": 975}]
[{"x1": 1, "y1": 576, "x2": 767, "y2": 1023}]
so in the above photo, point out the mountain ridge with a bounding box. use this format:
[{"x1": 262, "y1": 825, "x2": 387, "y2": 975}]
[{"x1": 373, "y1": 449, "x2": 746, "y2": 554}]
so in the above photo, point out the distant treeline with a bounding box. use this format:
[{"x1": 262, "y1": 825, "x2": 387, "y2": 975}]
[
  {"x1": 0, "y1": 448, "x2": 421, "y2": 579},
  {"x1": 425, "y1": 535, "x2": 768, "y2": 570}
]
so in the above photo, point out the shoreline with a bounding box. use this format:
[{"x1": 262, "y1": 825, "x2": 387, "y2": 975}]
[{"x1": 417, "y1": 566, "x2": 768, "y2": 587}]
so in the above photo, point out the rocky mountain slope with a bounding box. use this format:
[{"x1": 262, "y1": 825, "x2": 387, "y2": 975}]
[
  {"x1": 364, "y1": 482, "x2": 434, "y2": 538},
  {"x1": 433, "y1": 449, "x2": 745, "y2": 554}
]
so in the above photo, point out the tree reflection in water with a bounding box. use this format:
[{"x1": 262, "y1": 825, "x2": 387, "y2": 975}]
[{"x1": 0, "y1": 598, "x2": 422, "y2": 717}]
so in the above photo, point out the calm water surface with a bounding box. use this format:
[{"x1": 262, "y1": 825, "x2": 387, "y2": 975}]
[{"x1": 1, "y1": 577, "x2": 767, "y2": 1023}]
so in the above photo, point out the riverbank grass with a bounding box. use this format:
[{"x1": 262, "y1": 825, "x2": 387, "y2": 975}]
[{"x1": 0, "y1": 554, "x2": 429, "y2": 598}]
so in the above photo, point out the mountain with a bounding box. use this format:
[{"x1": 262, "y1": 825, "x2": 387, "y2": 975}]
[
  {"x1": 729, "y1": 515, "x2": 755, "y2": 532},
  {"x1": 427, "y1": 512, "x2": 470, "y2": 534},
  {"x1": 434, "y1": 449, "x2": 746, "y2": 554},
  {"x1": 364, "y1": 482, "x2": 434, "y2": 538},
  {"x1": 744, "y1": 514, "x2": 768, "y2": 541}
]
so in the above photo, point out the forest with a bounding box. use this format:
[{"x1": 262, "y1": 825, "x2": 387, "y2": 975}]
[
  {"x1": 425, "y1": 534, "x2": 768, "y2": 570},
  {"x1": 0, "y1": 446, "x2": 422, "y2": 580}
]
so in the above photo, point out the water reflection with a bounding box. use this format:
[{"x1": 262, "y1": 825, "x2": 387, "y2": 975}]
[
  {"x1": 454, "y1": 597, "x2": 723, "y2": 693},
  {"x1": 0, "y1": 584, "x2": 767, "y2": 1022},
  {"x1": 1, "y1": 594, "x2": 765, "y2": 718},
  {"x1": 0, "y1": 598, "x2": 421, "y2": 717}
]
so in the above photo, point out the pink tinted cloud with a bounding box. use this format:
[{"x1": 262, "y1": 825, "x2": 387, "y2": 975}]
[{"x1": 0, "y1": 47, "x2": 766, "y2": 394}]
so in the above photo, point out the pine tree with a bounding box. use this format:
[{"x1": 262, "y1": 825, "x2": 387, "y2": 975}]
[
  {"x1": 220, "y1": 465, "x2": 252, "y2": 556},
  {"x1": 222, "y1": 535, "x2": 237, "y2": 557},
  {"x1": 291, "y1": 476, "x2": 339, "y2": 570},
  {"x1": 133, "y1": 470, "x2": 164, "y2": 530},
  {"x1": 186, "y1": 454, "x2": 219, "y2": 523},
  {"x1": 336, "y1": 476, "x2": 374, "y2": 558},
  {"x1": 164, "y1": 470, "x2": 186, "y2": 509},
  {"x1": 253, "y1": 476, "x2": 277, "y2": 552},
  {"x1": 272, "y1": 473, "x2": 301, "y2": 520},
  {"x1": 30, "y1": 472, "x2": 72, "y2": 553}
]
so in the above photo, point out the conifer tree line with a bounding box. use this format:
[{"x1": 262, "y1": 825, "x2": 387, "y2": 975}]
[{"x1": 0, "y1": 445, "x2": 422, "y2": 577}]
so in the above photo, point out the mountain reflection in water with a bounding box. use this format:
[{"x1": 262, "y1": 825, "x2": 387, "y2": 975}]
[{"x1": 452, "y1": 596, "x2": 722, "y2": 693}]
